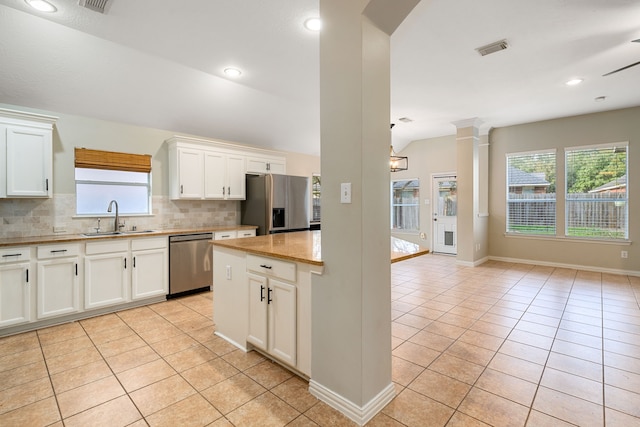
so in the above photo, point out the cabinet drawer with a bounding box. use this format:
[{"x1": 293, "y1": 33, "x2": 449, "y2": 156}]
[
  {"x1": 215, "y1": 231, "x2": 237, "y2": 240},
  {"x1": 131, "y1": 237, "x2": 167, "y2": 251},
  {"x1": 247, "y1": 254, "x2": 296, "y2": 282},
  {"x1": 37, "y1": 243, "x2": 80, "y2": 259},
  {"x1": 0, "y1": 247, "x2": 30, "y2": 263},
  {"x1": 237, "y1": 229, "x2": 256, "y2": 238},
  {"x1": 86, "y1": 240, "x2": 129, "y2": 255}
]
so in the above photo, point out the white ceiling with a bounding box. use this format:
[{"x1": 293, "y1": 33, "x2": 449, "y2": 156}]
[{"x1": 1, "y1": 0, "x2": 639, "y2": 156}]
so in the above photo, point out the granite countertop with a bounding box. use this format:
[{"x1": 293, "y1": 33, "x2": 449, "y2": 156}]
[
  {"x1": 210, "y1": 230, "x2": 429, "y2": 266},
  {"x1": 212, "y1": 230, "x2": 323, "y2": 266},
  {"x1": 0, "y1": 225, "x2": 257, "y2": 248}
]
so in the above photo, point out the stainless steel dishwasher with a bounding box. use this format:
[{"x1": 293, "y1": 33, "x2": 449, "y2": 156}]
[{"x1": 168, "y1": 232, "x2": 213, "y2": 297}]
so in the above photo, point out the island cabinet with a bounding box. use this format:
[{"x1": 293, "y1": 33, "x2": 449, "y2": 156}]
[
  {"x1": 213, "y1": 246, "x2": 313, "y2": 377},
  {"x1": 0, "y1": 247, "x2": 32, "y2": 327},
  {"x1": 36, "y1": 243, "x2": 81, "y2": 319},
  {"x1": 247, "y1": 269, "x2": 297, "y2": 367}
]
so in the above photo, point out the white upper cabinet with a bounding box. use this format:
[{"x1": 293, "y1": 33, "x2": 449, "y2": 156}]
[
  {"x1": 167, "y1": 136, "x2": 287, "y2": 200},
  {"x1": 0, "y1": 109, "x2": 57, "y2": 198},
  {"x1": 168, "y1": 137, "x2": 247, "y2": 200},
  {"x1": 246, "y1": 155, "x2": 286, "y2": 175}
]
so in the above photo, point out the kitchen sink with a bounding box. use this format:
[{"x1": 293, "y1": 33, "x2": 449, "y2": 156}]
[
  {"x1": 82, "y1": 230, "x2": 156, "y2": 237},
  {"x1": 82, "y1": 231, "x2": 123, "y2": 237}
]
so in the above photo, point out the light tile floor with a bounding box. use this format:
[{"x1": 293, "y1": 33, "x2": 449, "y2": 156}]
[{"x1": 1, "y1": 254, "x2": 639, "y2": 426}]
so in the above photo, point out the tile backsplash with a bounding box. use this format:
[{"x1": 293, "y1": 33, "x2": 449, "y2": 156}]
[{"x1": 0, "y1": 194, "x2": 240, "y2": 238}]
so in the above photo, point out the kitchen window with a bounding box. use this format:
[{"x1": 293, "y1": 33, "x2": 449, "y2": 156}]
[
  {"x1": 75, "y1": 148, "x2": 152, "y2": 216},
  {"x1": 506, "y1": 150, "x2": 556, "y2": 235},
  {"x1": 565, "y1": 143, "x2": 628, "y2": 239},
  {"x1": 391, "y1": 179, "x2": 419, "y2": 232}
]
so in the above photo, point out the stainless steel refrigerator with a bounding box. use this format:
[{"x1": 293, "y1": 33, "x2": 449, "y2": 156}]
[{"x1": 241, "y1": 174, "x2": 310, "y2": 235}]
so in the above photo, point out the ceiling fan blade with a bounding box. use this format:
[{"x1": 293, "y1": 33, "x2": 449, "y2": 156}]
[{"x1": 603, "y1": 60, "x2": 640, "y2": 76}]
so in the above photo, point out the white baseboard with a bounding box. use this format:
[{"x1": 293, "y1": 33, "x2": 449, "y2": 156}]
[
  {"x1": 213, "y1": 331, "x2": 248, "y2": 352},
  {"x1": 456, "y1": 256, "x2": 489, "y2": 267},
  {"x1": 309, "y1": 380, "x2": 395, "y2": 426},
  {"x1": 488, "y1": 255, "x2": 640, "y2": 277}
]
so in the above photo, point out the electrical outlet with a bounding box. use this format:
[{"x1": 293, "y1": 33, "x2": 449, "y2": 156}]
[
  {"x1": 226, "y1": 265, "x2": 232, "y2": 279},
  {"x1": 53, "y1": 226, "x2": 66, "y2": 233},
  {"x1": 621, "y1": 250, "x2": 628, "y2": 259}
]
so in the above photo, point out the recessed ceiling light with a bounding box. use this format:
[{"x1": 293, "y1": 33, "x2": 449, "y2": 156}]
[
  {"x1": 304, "y1": 18, "x2": 322, "y2": 31},
  {"x1": 565, "y1": 78, "x2": 583, "y2": 86},
  {"x1": 223, "y1": 68, "x2": 242, "y2": 78},
  {"x1": 24, "y1": 0, "x2": 57, "y2": 12}
]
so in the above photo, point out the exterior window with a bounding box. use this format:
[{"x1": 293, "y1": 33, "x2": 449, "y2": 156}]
[
  {"x1": 565, "y1": 144, "x2": 628, "y2": 239},
  {"x1": 506, "y1": 151, "x2": 556, "y2": 235},
  {"x1": 312, "y1": 174, "x2": 321, "y2": 222},
  {"x1": 74, "y1": 147, "x2": 152, "y2": 216},
  {"x1": 75, "y1": 168, "x2": 151, "y2": 215},
  {"x1": 391, "y1": 179, "x2": 419, "y2": 232}
]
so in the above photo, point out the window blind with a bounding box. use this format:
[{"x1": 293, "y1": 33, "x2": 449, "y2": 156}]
[
  {"x1": 74, "y1": 147, "x2": 152, "y2": 173},
  {"x1": 506, "y1": 151, "x2": 556, "y2": 235},
  {"x1": 565, "y1": 144, "x2": 627, "y2": 239}
]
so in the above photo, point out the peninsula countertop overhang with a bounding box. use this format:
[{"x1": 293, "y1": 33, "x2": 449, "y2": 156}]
[{"x1": 210, "y1": 230, "x2": 429, "y2": 265}]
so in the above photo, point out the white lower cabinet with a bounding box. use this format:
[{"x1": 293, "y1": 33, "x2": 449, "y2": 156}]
[
  {"x1": 131, "y1": 237, "x2": 168, "y2": 300},
  {"x1": 0, "y1": 247, "x2": 31, "y2": 328},
  {"x1": 247, "y1": 273, "x2": 297, "y2": 367},
  {"x1": 85, "y1": 240, "x2": 129, "y2": 310},
  {"x1": 36, "y1": 244, "x2": 80, "y2": 319}
]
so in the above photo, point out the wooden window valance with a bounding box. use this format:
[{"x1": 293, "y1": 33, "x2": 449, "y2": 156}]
[{"x1": 75, "y1": 147, "x2": 152, "y2": 173}]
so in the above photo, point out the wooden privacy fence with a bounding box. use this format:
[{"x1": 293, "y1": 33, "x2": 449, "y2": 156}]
[{"x1": 508, "y1": 193, "x2": 627, "y2": 232}]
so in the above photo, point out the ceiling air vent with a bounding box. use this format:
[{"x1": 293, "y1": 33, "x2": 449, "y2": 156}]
[
  {"x1": 78, "y1": 0, "x2": 111, "y2": 14},
  {"x1": 475, "y1": 39, "x2": 508, "y2": 56}
]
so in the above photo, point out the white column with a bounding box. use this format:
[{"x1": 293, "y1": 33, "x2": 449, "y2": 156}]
[
  {"x1": 452, "y1": 118, "x2": 487, "y2": 265},
  {"x1": 310, "y1": 1, "x2": 419, "y2": 425}
]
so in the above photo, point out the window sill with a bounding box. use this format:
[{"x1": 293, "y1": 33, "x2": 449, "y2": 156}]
[{"x1": 504, "y1": 232, "x2": 631, "y2": 246}]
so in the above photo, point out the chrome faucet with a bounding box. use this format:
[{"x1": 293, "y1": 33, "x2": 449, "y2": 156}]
[{"x1": 107, "y1": 200, "x2": 120, "y2": 232}]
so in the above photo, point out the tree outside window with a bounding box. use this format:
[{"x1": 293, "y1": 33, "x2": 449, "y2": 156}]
[{"x1": 565, "y1": 144, "x2": 628, "y2": 239}]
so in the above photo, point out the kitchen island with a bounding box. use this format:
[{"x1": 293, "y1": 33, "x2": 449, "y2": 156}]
[{"x1": 210, "y1": 230, "x2": 428, "y2": 377}]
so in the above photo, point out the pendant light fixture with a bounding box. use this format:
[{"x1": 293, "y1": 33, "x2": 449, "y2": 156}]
[{"x1": 390, "y1": 124, "x2": 408, "y2": 172}]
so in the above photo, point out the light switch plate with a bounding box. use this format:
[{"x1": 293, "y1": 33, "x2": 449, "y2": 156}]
[{"x1": 340, "y1": 183, "x2": 351, "y2": 203}]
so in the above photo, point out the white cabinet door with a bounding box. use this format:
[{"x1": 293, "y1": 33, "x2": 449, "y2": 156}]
[
  {"x1": 205, "y1": 151, "x2": 245, "y2": 200},
  {"x1": 247, "y1": 273, "x2": 268, "y2": 350},
  {"x1": 0, "y1": 262, "x2": 31, "y2": 327},
  {"x1": 226, "y1": 153, "x2": 246, "y2": 200},
  {"x1": 131, "y1": 248, "x2": 167, "y2": 300},
  {"x1": 204, "y1": 151, "x2": 226, "y2": 199},
  {"x1": 246, "y1": 156, "x2": 286, "y2": 175},
  {"x1": 85, "y1": 253, "x2": 129, "y2": 309},
  {"x1": 246, "y1": 273, "x2": 296, "y2": 367},
  {"x1": 176, "y1": 148, "x2": 204, "y2": 199},
  {"x1": 37, "y1": 258, "x2": 80, "y2": 319},
  {"x1": 268, "y1": 278, "x2": 296, "y2": 367},
  {"x1": 6, "y1": 126, "x2": 52, "y2": 197}
]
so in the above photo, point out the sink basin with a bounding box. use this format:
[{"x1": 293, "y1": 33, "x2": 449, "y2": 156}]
[
  {"x1": 81, "y1": 230, "x2": 156, "y2": 237},
  {"x1": 82, "y1": 231, "x2": 123, "y2": 237}
]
